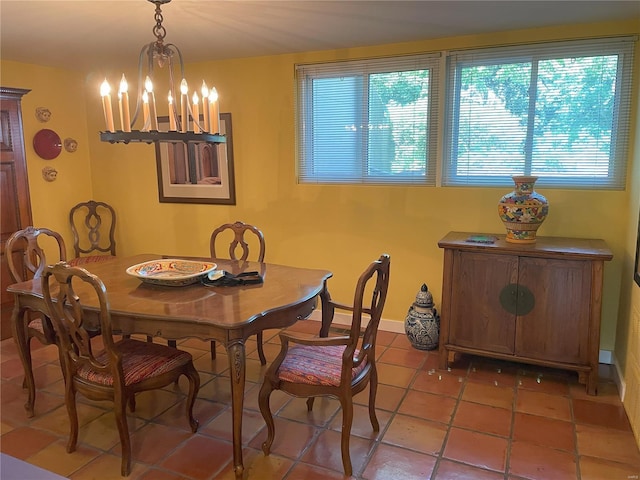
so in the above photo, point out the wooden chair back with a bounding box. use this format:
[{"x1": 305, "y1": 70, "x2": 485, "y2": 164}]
[
  {"x1": 42, "y1": 262, "x2": 114, "y2": 378},
  {"x1": 210, "y1": 221, "x2": 265, "y2": 262},
  {"x1": 5, "y1": 226, "x2": 67, "y2": 416},
  {"x1": 69, "y1": 200, "x2": 116, "y2": 259},
  {"x1": 6, "y1": 226, "x2": 67, "y2": 283}
]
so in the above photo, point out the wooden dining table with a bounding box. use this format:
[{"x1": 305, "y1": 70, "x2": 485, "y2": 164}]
[{"x1": 7, "y1": 253, "x2": 333, "y2": 479}]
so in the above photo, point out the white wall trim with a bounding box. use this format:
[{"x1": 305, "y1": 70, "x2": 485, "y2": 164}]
[
  {"x1": 613, "y1": 352, "x2": 627, "y2": 400},
  {"x1": 307, "y1": 311, "x2": 404, "y2": 333},
  {"x1": 599, "y1": 349, "x2": 613, "y2": 365}
]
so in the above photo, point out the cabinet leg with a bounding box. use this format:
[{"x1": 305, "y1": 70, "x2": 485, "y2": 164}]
[
  {"x1": 447, "y1": 351, "x2": 457, "y2": 365},
  {"x1": 578, "y1": 371, "x2": 598, "y2": 395},
  {"x1": 438, "y1": 347, "x2": 449, "y2": 370}
]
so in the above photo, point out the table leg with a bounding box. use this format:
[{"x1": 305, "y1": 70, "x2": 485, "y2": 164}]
[
  {"x1": 319, "y1": 282, "x2": 332, "y2": 338},
  {"x1": 226, "y1": 339, "x2": 246, "y2": 479},
  {"x1": 11, "y1": 305, "x2": 35, "y2": 417}
]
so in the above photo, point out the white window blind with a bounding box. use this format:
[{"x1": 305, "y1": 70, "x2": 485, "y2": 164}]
[
  {"x1": 442, "y1": 37, "x2": 635, "y2": 189},
  {"x1": 296, "y1": 54, "x2": 441, "y2": 185}
]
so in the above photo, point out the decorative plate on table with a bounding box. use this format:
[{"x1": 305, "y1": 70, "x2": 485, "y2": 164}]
[{"x1": 126, "y1": 259, "x2": 216, "y2": 286}]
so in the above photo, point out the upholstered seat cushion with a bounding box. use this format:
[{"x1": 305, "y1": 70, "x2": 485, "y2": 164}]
[
  {"x1": 76, "y1": 339, "x2": 193, "y2": 386},
  {"x1": 27, "y1": 317, "x2": 44, "y2": 333},
  {"x1": 277, "y1": 344, "x2": 367, "y2": 386},
  {"x1": 68, "y1": 255, "x2": 116, "y2": 266}
]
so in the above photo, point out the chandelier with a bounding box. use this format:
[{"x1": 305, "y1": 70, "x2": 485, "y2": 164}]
[{"x1": 99, "y1": 0, "x2": 225, "y2": 145}]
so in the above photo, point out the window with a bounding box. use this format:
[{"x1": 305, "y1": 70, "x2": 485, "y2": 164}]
[
  {"x1": 296, "y1": 54, "x2": 441, "y2": 185},
  {"x1": 443, "y1": 38, "x2": 635, "y2": 189}
]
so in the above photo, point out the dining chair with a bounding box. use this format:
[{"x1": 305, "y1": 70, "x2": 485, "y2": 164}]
[
  {"x1": 258, "y1": 254, "x2": 390, "y2": 476},
  {"x1": 68, "y1": 200, "x2": 116, "y2": 265},
  {"x1": 211, "y1": 221, "x2": 267, "y2": 362},
  {"x1": 168, "y1": 221, "x2": 268, "y2": 362},
  {"x1": 5, "y1": 226, "x2": 69, "y2": 417},
  {"x1": 42, "y1": 261, "x2": 200, "y2": 477}
]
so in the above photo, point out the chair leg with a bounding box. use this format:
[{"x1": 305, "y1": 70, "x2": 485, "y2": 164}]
[
  {"x1": 210, "y1": 340, "x2": 216, "y2": 360},
  {"x1": 64, "y1": 383, "x2": 79, "y2": 454},
  {"x1": 306, "y1": 397, "x2": 315, "y2": 411},
  {"x1": 115, "y1": 395, "x2": 132, "y2": 477},
  {"x1": 128, "y1": 395, "x2": 136, "y2": 412},
  {"x1": 258, "y1": 379, "x2": 275, "y2": 455},
  {"x1": 22, "y1": 341, "x2": 36, "y2": 417},
  {"x1": 256, "y1": 332, "x2": 266, "y2": 365},
  {"x1": 368, "y1": 366, "x2": 380, "y2": 432},
  {"x1": 340, "y1": 398, "x2": 354, "y2": 477},
  {"x1": 13, "y1": 312, "x2": 36, "y2": 417},
  {"x1": 184, "y1": 363, "x2": 200, "y2": 433}
]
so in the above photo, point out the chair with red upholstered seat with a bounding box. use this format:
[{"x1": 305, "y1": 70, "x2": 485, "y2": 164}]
[
  {"x1": 6, "y1": 226, "x2": 69, "y2": 417},
  {"x1": 68, "y1": 200, "x2": 116, "y2": 266},
  {"x1": 258, "y1": 254, "x2": 390, "y2": 476},
  {"x1": 42, "y1": 262, "x2": 200, "y2": 477}
]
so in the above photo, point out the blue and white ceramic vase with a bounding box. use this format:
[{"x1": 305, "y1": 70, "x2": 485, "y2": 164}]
[{"x1": 405, "y1": 283, "x2": 440, "y2": 351}]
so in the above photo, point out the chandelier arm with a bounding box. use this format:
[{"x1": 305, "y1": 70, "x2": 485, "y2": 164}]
[
  {"x1": 166, "y1": 54, "x2": 179, "y2": 131},
  {"x1": 164, "y1": 43, "x2": 192, "y2": 132},
  {"x1": 130, "y1": 43, "x2": 155, "y2": 129},
  {"x1": 166, "y1": 43, "x2": 206, "y2": 132}
]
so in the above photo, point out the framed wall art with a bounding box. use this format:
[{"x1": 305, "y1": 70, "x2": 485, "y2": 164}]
[{"x1": 155, "y1": 112, "x2": 236, "y2": 204}]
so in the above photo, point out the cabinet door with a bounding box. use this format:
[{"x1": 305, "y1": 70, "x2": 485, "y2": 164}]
[
  {"x1": 449, "y1": 251, "x2": 518, "y2": 354},
  {"x1": 516, "y1": 257, "x2": 591, "y2": 364}
]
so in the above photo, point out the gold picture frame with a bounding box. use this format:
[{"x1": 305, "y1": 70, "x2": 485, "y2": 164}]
[{"x1": 155, "y1": 112, "x2": 236, "y2": 204}]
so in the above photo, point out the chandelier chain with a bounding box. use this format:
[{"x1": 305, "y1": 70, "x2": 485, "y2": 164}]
[{"x1": 152, "y1": 2, "x2": 167, "y2": 48}]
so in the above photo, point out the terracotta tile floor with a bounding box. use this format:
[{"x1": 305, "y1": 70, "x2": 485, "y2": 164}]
[{"x1": 2, "y1": 319, "x2": 640, "y2": 480}]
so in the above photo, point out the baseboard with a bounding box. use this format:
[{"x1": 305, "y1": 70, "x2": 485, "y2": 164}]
[
  {"x1": 307, "y1": 311, "x2": 405, "y2": 333},
  {"x1": 613, "y1": 352, "x2": 627, "y2": 400}
]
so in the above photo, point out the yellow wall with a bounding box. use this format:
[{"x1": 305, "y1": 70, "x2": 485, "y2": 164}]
[
  {"x1": 1, "y1": 60, "x2": 94, "y2": 253},
  {"x1": 615, "y1": 50, "x2": 640, "y2": 445},
  {"x1": 1, "y1": 20, "x2": 638, "y2": 357}
]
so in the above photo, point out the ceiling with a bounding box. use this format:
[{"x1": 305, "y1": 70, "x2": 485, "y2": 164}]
[{"x1": 1, "y1": 1, "x2": 639, "y2": 72}]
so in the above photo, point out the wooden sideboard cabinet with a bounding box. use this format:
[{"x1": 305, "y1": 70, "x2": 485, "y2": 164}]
[{"x1": 438, "y1": 231, "x2": 613, "y2": 395}]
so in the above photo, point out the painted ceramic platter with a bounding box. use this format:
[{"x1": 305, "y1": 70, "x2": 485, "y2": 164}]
[
  {"x1": 33, "y1": 128, "x2": 62, "y2": 159},
  {"x1": 126, "y1": 259, "x2": 216, "y2": 287}
]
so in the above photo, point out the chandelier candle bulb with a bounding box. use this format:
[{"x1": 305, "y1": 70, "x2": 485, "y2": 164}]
[
  {"x1": 118, "y1": 92, "x2": 124, "y2": 133},
  {"x1": 180, "y1": 79, "x2": 188, "y2": 133},
  {"x1": 144, "y1": 76, "x2": 158, "y2": 131},
  {"x1": 209, "y1": 87, "x2": 220, "y2": 134},
  {"x1": 142, "y1": 91, "x2": 150, "y2": 131},
  {"x1": 192, "y1": 92, "x2": 201, "y2": 133},
  {"x1": 201, "y1": 81, "x2": 210, "y2": 132},
  {"x1": 119, "y1": 75, "x2": 131, "y2": 132},
  {"x1": 100, "y1": 79, "x2": 115, "y2": 132},
  {"x1": 168, "y1": 92, "x2": 177, "y2": 131}
]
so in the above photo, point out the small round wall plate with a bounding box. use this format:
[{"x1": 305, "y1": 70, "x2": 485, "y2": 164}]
[{"x1": 33, "y1": 129, "x2": 62, "y2": 160}]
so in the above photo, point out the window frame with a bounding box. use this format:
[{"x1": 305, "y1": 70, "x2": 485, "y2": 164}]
[
  {"x1": 295, "y1": 53, "x2": 441, "y2": 185},
  {"x1": 441, "y1": 37, "x2": 636, "y2": 190},
  {"x1": 295, "y1": 37, "x2": 636, "y2": 190}
]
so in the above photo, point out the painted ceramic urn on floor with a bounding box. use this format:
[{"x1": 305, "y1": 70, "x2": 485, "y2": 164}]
[
  {"x1": 498, "y1": 175, "x2": 549, "y2": 244},
  {"x1": 405, "y1": 284, "x2": 440, "y2": 351}
]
